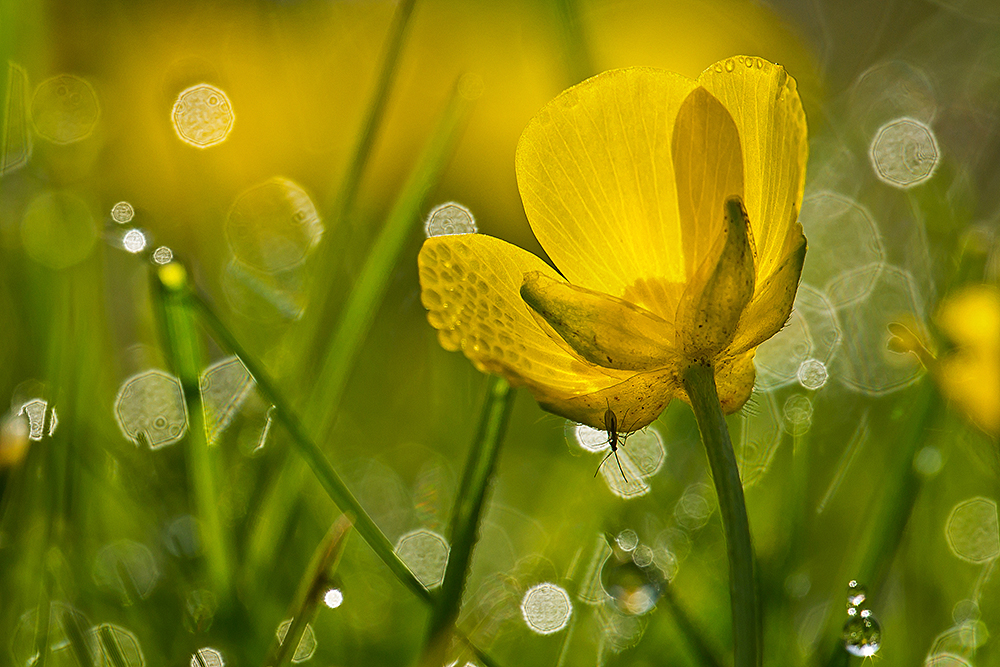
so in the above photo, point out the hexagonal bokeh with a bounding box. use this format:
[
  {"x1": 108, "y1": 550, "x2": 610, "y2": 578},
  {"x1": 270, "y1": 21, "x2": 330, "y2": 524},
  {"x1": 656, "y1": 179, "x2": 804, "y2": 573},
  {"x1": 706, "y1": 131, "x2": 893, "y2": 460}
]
[
  {"x1": 200, "y1": 356, "x2": 254, "y2": 443},
  {"x1": 736, "y1": 391, "x2": 781, "y2": 487},
  {"x1": 521, "y1": 582, "x2": 572, "y2": 635},
  {"x1": 114, "y1": 370, "x2": 188, "y2": 449},
  {"x1": 171, "y1": 83, "x2": 234, "y2": 148},
  {"x1": 30, "y1": 74, "x2": 100, "y2": 144},
  {"x1": 834, "y1": 265, "x2": 928, "y2": 396},
  {"x1": 755, "y1": 284, "x2": 841, "y2": 391},
  {"x1": 799, "y1": 192, "x2": 885, "y2": 307},
  {"x1": 276, "y1": 620, "x2": 317, "y2": 663},
  {"x1": 394, "y1": 528, "x2": 450, "y2": 589},
  {"x1": 86, "y1": 623, "x2": 145, "y2": 667},
  {"x1": 945, "y1": 497, "x2": 999, "y2": 563},
  {"x1": 869, "y1": 117, "x2": 940, "y2": 188},
  {"x1": 226, "y1": 177, "x2": 323, "y2": 273}
]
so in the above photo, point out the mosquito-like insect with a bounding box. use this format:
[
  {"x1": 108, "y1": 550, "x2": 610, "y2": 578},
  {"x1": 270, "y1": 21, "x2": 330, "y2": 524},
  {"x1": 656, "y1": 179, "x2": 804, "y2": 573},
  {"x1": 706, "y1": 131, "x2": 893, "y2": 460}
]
[{"x1": 595, "y1": 402, "x2": 633, "y2": 482}]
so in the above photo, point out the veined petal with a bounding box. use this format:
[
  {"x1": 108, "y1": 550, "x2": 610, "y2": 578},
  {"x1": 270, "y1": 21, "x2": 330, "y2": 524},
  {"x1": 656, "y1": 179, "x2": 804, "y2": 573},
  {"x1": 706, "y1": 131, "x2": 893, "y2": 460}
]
[
  {"x1": 699, "y1": 56, "x2": 808, "y2": 283},
  {"x1": 671, "y1": 86, "x2": 745, "y2": 280},
  {"x1": 713, "y1": 349, "x2": 757, "y2": 415},
  {"x1": 515, "y1": 68, "x2": 697, "y2": 317},
  {"x1": 520, "y1": 271, "x2": 677, "y2": 371},
  {"x1": 418, "y1": 234, "x2": 631, "y2": 398},
  {"x1": 543, "y1": 367, "x2": 682, "y2": 432},
  {"x1": 677, "y1": 196, "x2": 755, "y2": 360},
  {"x1": 728, "y1": 226, "x2": 806, "y2": 355}
]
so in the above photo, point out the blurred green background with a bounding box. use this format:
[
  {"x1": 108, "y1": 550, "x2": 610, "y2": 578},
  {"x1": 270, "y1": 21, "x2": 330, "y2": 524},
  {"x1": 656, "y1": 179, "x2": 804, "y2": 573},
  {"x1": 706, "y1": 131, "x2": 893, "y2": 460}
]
[{"x1": 1, "y1": 0, "x2": 998, "y2": 665}]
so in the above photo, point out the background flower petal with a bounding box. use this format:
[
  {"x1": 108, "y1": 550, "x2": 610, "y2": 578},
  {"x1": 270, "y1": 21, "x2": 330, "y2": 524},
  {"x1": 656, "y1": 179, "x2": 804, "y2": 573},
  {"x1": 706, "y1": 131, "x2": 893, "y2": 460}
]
[
  {"x1": 515, "y1": 67, "x2": 697, "y2": 318},
  {"x1": 698, "y1": 56, "x2": 808, "y2": 284},
  {"x1": 418, "y1": 234, "x2": 630, "y2": 399}
]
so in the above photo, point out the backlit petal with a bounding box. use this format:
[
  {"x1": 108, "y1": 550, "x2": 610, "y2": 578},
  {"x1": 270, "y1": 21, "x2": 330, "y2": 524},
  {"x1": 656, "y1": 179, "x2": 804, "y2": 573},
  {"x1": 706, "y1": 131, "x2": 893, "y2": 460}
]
[
  {"x1": 671, "y1": 86, "x2": 745, "y2": 280},
  {"x1": 515, "y1": 67, "x2": 697, "y2": 317},
  {"x1": 520, "y1": 271, "x2": 677, "y2": 371},
  {"x1": 728, "y1": 226, "x2": 806, "y2": 355},
  {"x1": 698, "y1": 56, "x2": 808, "y2": 282},
  {"x1": 418, "y1": 234, "x2": 631, "y2": 406},
  {"x1": 678, "y1": 197, "x2": 755, "y2": 359}
]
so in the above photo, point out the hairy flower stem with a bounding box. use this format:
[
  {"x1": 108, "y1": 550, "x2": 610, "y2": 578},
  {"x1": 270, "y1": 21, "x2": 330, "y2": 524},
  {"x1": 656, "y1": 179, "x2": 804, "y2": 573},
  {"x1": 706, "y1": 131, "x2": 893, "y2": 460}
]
[{"x1": 682, "y1": 363, "x2": 760, "y2": 667}]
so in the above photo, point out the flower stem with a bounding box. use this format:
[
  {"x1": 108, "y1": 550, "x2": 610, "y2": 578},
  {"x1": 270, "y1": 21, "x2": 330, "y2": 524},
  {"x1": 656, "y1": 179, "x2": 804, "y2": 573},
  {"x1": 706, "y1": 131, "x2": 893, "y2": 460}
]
[{"x1": 682, "y1": 363, "x2": 760, "y2": 667}]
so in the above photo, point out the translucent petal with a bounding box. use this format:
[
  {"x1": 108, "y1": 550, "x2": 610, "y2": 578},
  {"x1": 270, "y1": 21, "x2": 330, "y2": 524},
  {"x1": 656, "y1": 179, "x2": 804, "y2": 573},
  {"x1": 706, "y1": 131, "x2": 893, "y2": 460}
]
[
  {"x1": 418, "y1": 234, "x2": 632, "y2": 405},
  {"x1": 677, "y1": 196, "x2": 755, "y2": 360},
  {"x1": 714, "y1": 350, "x2": 757, "y2": 415},
  {"x1": 698, "y1": 56, "x2": 808, "y2": 282},
  {"x1": 515, "y1": 68, "x2": 697, "y2": 317},
  {"x1": 728, "y1": 227, "x2": 806, "y2": 355},
  {"x1": 546, "y1": 367, "x2": 681, "y2": 432},
  {"x1": 671, "y1": 87, "x2": 745, "y2": 280},
  {"x1": 520, "y1": 271, "x2": 676, "y2": 371}
]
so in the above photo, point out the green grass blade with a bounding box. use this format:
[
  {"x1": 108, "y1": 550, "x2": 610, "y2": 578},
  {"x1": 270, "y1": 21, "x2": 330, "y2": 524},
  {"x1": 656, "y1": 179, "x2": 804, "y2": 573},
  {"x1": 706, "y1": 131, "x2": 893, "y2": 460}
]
[
  {"x1": 552, "y1": 0, "x2": 595, "y2": 84},
  {"x1": 264, "y1": 514, "x2": 353, "y2": 667},
  {"x1": 820, "y1": 380, "x2": 940, "y2": 667},
  {"x1": 295, "y1": 0, "x2": 418, "y2": 372},
  {"x1": 188, "y1": 289, "x2": 432, "y2": 604},
  {"x1": 151, "y1": 264, "x2": 231, "y2": 597},
  {"x1": 421, "y1": 377, "x2": 515, "y2": 664},
  {"x1": 307, "y1": 77, "x2": 475, "y2": 437},
  {"x1": 325, "y1": 0, "x2": 417, "y2": 224}
]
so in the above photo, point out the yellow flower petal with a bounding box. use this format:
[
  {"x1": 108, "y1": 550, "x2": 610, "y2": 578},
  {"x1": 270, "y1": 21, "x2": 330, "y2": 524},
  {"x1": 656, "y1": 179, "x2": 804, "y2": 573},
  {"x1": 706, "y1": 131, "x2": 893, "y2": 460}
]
[
  {"x1": 515, "y1": 68, "x2": 697, "y2": 317},
  {"x1": 543, "y1": 367, "x2": 681, "y2": 433},
  {"x1": 520, "y1": 271, "x2": 677, "y2": 371},
  {"x1": 728, "y1": 227, "x2": 806, "y2": 355},
  {"x1": 698, "y1": 56, "x2": 808, "y2": 282},
  {"x1": 934, "y1": 285, "x2": 1000, "y2": 437},
  {"x1": 677, "y1": 197, "x2": 755, "y2": 359},
  {"x1": 418, "y1": 234, "x2": 632, "y2": 403},
  {"x1": 714, "y1": 350, "x2": 757, "y2": 415},
  {"x1": 671, "y1": 86, "x2": 745, "y2": 279}
]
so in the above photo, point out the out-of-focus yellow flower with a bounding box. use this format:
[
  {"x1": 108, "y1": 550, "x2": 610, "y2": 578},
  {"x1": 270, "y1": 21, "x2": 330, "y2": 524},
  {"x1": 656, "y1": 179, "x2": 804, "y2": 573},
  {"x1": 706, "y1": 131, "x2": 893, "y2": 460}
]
[
  {"x1": 418, "y1": 57, "x2": 807, "y2": 431},
  {"x1": 935, "y1": 285, "x2": 1000, "y2": 438}
]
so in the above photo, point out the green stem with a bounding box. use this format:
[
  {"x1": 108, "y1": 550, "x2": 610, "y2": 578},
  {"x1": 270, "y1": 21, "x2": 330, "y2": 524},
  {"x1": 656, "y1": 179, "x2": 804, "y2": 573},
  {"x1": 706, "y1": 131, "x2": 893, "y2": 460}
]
[
  {"x1": 265, "y1": 514, "x2": 353, "y2": 667},
  {"x1": 153, "y1": 265, "x2": 231, "y2": 596},
  {"x1": 421, "y1": 377, "x2": 515, "y2": 664},
  {"x1": 188, "y1": 290, "x2": 431, "y2": 605},
  {"x1": 307, "y1": 77, "x2": 473, "y2": 437},
  {"x1": 682, "y1": 363, "x2": 760, "y2": 667}
]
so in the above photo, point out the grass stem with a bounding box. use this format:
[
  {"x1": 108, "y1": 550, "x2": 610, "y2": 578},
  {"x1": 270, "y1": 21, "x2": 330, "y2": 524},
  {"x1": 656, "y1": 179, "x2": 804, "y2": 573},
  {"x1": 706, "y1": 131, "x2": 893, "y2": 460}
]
[{"x1": 421, "y1": 377, "x2": 515, "y2": 664}]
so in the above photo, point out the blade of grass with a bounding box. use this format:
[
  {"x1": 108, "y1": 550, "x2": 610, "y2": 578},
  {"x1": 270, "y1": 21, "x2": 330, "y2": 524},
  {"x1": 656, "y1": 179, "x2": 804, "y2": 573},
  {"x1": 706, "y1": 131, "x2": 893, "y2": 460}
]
[
  {"x1": 296, "y1": 0, "x2": 418, "y2": 368},
  {"x1": 552, "y1": 0, "x2": 595, "y2": 84},
  {"x1": 188, "y1": 288, "x2": 431, "y2": 603},
  {"x1": 190, "y1": 288, "x2": 508, "y2": 667},
  {"x1": 152, "y1": 263, "x2": 231, "y2": 596},
  {"x1": 263, "y1": 514, "x2": 353, "y2": 667},
  {"x1": 421, "y1": 377, "x2": 515, "y2": 665},
  {"x1": 306, "y1": 76, "x2": 476, "y2": 437},
  {"x1": 819, "y1": 380, "x2": 940, "y2": 667}
]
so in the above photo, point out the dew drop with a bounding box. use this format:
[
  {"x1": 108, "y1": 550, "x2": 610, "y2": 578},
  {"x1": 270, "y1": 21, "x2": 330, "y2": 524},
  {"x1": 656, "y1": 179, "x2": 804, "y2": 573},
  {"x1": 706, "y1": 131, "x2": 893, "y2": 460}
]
[
  {"x1": 616, "y1": 529, "x2": 638, "y2": 552},
  {"x1": 152, "y1": 246, "x2": 174, "y2": 265},
  {"x1": 843, "y1": 608, "x2": 881, "y2": 657},
  {"x1": 122, "y1": 229, "x2": 147, "y2": 254},
  {"x1": 725, "y1": 58, "x2": 736, "y2": 72}
]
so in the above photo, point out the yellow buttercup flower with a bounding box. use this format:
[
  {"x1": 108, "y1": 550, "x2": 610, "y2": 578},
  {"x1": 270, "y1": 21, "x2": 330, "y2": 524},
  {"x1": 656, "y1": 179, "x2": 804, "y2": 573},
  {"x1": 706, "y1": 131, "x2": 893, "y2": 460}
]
[
  {"x1": 934, "y1": 285, "x2": 1000, "y2": 439},
  {"x1": 419, "y1": 56, "x2": 807, "y2": 431}
]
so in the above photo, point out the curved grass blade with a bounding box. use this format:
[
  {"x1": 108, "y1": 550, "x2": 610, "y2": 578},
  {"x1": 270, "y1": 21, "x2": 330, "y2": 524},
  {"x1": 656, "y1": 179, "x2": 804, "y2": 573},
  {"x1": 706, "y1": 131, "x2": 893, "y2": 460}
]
[
  {"x1": 307, "y1": 76, "x2": 476, "y2": 437},
  {"x1": 421, "y1": 377, "x2": 515, "y2": 664},
  {"x1": 152, "y1": 263, "x2": 231, "y2": 596},
  {"x1": 263, "y1": 514, "x2": 353, "y2": 667}
]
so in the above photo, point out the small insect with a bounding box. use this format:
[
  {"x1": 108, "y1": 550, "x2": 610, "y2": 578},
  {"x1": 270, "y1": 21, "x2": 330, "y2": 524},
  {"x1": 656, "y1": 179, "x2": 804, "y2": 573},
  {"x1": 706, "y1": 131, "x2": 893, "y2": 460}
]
[{"x1": 595, "y1": 402, "x2": 630, "y2": 482}]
